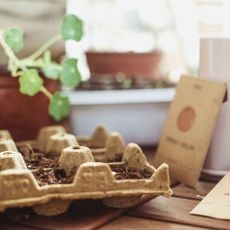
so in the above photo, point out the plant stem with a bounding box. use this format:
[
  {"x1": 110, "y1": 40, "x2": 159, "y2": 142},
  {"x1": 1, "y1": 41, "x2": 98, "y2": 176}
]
[
  {"x1": 0, "y1": 30, "x2": 19, "y2": 63},
  {"x1": 40, "y1": 86, "x2": 53, "y2": 100},
  {"x1": 1, "y1": 30, "x2": 54, "y2": 103},
  {"x1": 28, "y1": 34, "x2": 62, "y2": 60},
  {"x1": 0, "y1": 30, "x2": 28, "y2": 74},
  {"x1": 41, "y1": 86, "x2": 53, "y2": 100},
  {"x1": 21, "y1": 59, "x2": 62, "y2": 71}
]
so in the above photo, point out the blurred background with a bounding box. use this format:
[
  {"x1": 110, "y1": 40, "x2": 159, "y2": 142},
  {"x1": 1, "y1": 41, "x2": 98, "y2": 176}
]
[
  {"x1": 67, "y1": 0, "x2": 229, "y2": 81},
  {"x1": 0, "y1": 0, "x2": 229, "y2": 144},
  {"x1": 1, "y1": 0, "x2": 229, "y2": 81}
]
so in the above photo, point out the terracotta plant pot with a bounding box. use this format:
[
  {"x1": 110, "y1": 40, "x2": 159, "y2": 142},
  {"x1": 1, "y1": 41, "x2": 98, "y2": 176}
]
[
  {"x1": 86, "y1": 51, "x2": 162, "y2": 79},
  {"x1": 0, "y1": 70, "x2": 70, "y2": 141}
]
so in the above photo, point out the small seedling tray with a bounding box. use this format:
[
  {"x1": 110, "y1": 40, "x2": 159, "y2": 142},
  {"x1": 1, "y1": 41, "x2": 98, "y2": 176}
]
[{"x1": 0, "y1": 126, "x2": 172, "y2": 216}]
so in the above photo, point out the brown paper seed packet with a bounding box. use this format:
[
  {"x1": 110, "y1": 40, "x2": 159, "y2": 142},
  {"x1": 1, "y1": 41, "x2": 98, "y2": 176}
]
[{"x1": 154, "y1": 76, "x2": 227, "y2": 187}]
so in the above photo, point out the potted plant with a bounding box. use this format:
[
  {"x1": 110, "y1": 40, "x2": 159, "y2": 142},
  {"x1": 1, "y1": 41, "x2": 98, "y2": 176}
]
[
  {"x1": 86, "y1": 51, "x2": 163, "y2": 80},
  {"x1": 0, "y1": 14, "x2": 83, "y2": 140}
]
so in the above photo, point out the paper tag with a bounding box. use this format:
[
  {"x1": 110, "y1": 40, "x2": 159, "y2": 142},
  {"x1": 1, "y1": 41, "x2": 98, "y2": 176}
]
[
  {"x1": 191, "y1": 171, "x2": 230, "y2": 219},
  {"x1": 154, "y1": 76, "x2": 227, "y2": 187}
]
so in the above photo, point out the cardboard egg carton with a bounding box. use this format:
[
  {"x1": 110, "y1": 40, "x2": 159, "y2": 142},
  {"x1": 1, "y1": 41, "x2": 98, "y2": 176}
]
[
  {"x1": 0, "y1": 126, "x2": 172, "y2": 216},
  {"x1": 77, "y1": 125, "x2": 126, "y2": 162}
]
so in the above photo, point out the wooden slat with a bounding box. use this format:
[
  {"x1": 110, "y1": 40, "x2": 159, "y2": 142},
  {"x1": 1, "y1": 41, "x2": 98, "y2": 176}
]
[
  {"x1": 99, "y1": 216, "x2": 208, "y2": 230},
  {"x1": 19, "y1": 200, "x2": 122, "y2": 230},
  {"x1": 128, "y1": 196, "x2": 230, "y2": 230},
  {"x1": 0, "y1": 208, "x2": 32, "y2": 222},
  {"x1": 0, "y1": 221, "x2": 36, "y2": 230},
  {"x1": 173, "y1": 181, "x2": 216, "y2": 200},
  {"x1": 19, "y1": 196, "x2": 154, "y2": 230}
]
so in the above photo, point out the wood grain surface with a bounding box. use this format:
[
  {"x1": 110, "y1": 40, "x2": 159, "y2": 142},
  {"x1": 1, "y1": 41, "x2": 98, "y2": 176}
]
[
  {"x1": 172, "y1": 181, "x2": 216, "y2": 200},
  {"x1": 128, "y1": 196, "x2": 230, "y2": 230},
  {"x1": 99, "y1": 216, "x2": 209, "y2": 230}
]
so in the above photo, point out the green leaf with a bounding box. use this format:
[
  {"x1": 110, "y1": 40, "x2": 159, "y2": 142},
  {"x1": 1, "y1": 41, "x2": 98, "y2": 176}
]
[
  {"x1": 49, "y1": 92, "x2": 71, "y2": 121},
  {"x1": 4, "y1": 27, "x2": 24, "y2": 52},
  {"x1": 42, "y1": 63, "x2": 61, "y2": 79},
  {"x1": 60, "y1": 58, "x2": 81, "y2": 87},
  {"x1": 61, "y1": 15, "x2": 83, "y2": 41},
  {"x1": 19, "y1": 69, "x2": 43, "y2": 96}
]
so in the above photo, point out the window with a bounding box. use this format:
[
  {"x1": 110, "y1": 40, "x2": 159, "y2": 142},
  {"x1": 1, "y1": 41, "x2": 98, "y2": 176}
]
[{"x1": 67, "y1": 0, "x2": 228, "y2": 81}]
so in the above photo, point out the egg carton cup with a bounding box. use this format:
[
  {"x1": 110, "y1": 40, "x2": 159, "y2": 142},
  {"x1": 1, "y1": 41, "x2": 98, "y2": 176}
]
[
  {"x1": 77, "y1": 125, "x2": 109, "y2": 148},
  {"x1": 77, "y1": 125, "x2": 126, "y2": 162},
  {"x1": 0, "y1": 126, "x2": 172, "y2": 216}
]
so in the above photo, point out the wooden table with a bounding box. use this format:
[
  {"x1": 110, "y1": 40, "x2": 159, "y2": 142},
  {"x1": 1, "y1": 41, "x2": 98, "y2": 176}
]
[{"x1": 0, "y1": 147, "x2": 229, "y2": 230}]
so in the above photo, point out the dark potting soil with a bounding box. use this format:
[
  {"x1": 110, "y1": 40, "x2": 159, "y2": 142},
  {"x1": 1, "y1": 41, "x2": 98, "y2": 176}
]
[
  {"x1": 17, "y1": 145, "x2": 75, "y2": 186},
  {"x1": 18, "y1": 144, "x2": 152, "y2": 186},
  {"x1": 109, "y1": 164, "x2": 152, "y2": 180}
]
